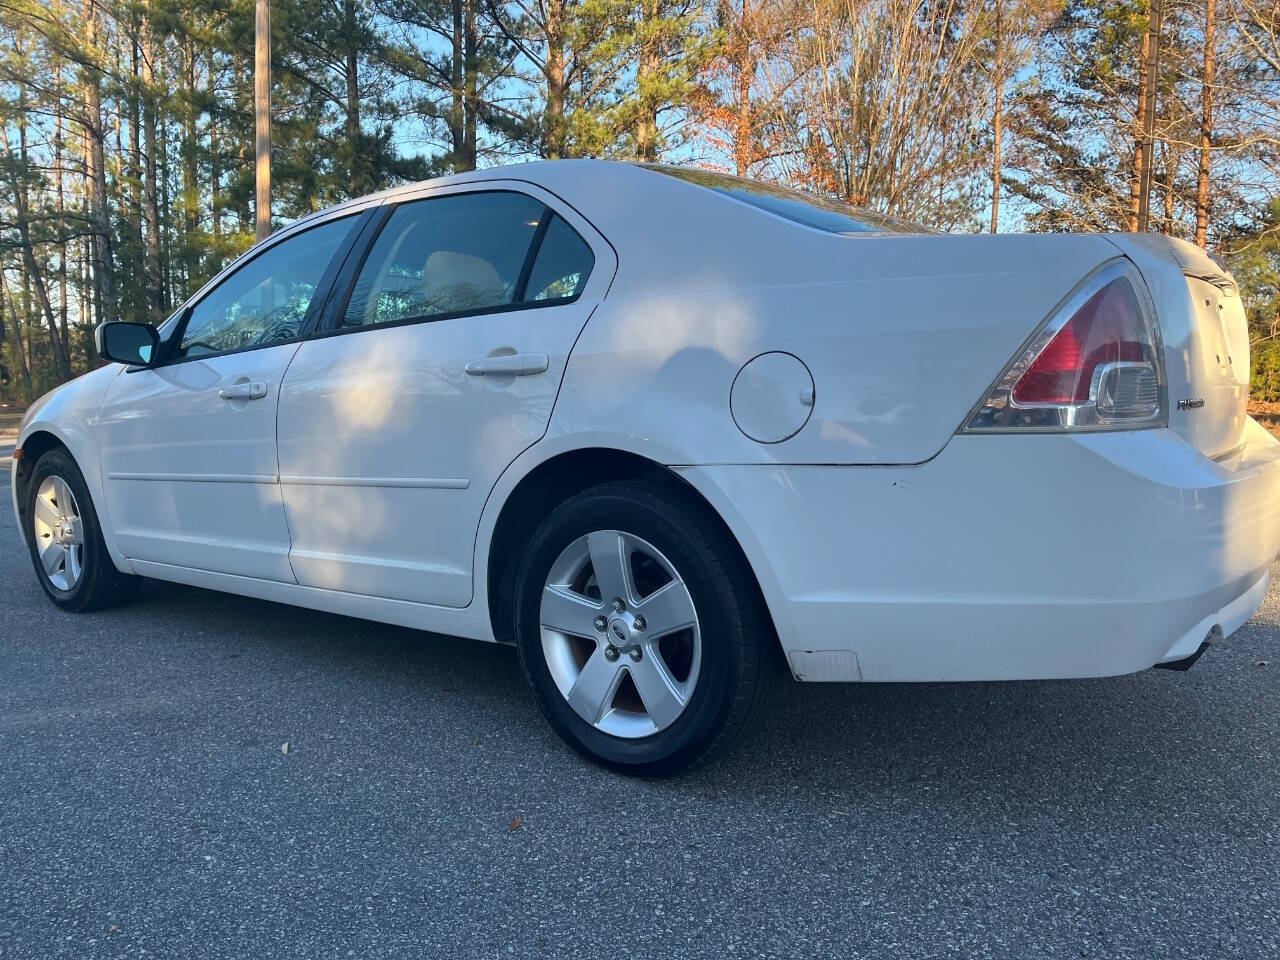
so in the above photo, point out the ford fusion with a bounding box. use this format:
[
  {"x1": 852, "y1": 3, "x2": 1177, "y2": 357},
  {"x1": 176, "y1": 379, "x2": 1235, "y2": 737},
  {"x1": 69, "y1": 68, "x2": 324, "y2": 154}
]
[{"x1": 11, "y1": 161, "x2": 1280, "y2": 773}]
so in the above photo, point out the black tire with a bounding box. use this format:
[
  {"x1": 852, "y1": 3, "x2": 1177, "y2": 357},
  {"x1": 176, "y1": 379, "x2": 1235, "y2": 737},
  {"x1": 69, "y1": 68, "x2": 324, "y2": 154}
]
[
  {"x1": 514, "y1": 478, "x2": 775, "y2": 775},
  {"x1": 24, "y1": 447, "x2": 141, "y2": 612}
]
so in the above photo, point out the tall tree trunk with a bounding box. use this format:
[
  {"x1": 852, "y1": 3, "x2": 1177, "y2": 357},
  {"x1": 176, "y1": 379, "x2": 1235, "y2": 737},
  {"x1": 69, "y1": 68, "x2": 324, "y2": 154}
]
[
  {"x1": 1137, "y1": 0, "x2": 1162, "y2": 232},
  {"x1": 463, "y1": 0, "x2": 478, "y2": 170},
  {"x1": 158, "y1": 91, "x2": 173, "y2": 310},
  {"x1": 14, "y1": 230, "x2": 71, "y2": 381},
  {"x1": 141, "y1": 0, "x2": 164, "y2": 322},
  {"x1": 0, "y1": 271, "x2": 34, "y2": 398},
  {"x1": 127, "y1": 26, "x2": 143, "y2": 266},
  {"x1": 343, "y1": 0, "x2": 363, "y2": 191},
  {"x1": 544, "y1": 0, "x2": 566, "y2": 158},
  {"x1": 254, "y1": 0, "x2": 272, "y2": 241},
  {"x1": 54, "y1": 69, "x2": 69, "y2": 347},
  {"x1": 635, "y1": 0, "x2": 661, "y2": 161},
  {"x1": 82, "y1": 0, "x2": 118, "y2": 326},
  {"x1": 208, "y1": 49, "x2": 223, "y2": 239},
  {"x1": 79, "y1": 238, "x2": 93, "y2": 368},
  {"x1": 990, "y1": 0, "x2": 1003, "y2": 233},
  {"x1": 1195, "y1": 0, "x2": 1215, "y2": 248},
  {"x1": 450, "y1": 0, "x2": 465, "y2": 165},
  {"x1": 182, "y1": 37, "x2": 200, "y2": 287},
  {"x1": 729, "y1": 0, "x2": 755, "y2": 176},
  {"x1": 1128, "y1": 26, "x2": 1150, "y2": 231},
  {"x1": 119, "y1": 27, "x2": 144, "y2": 321}
]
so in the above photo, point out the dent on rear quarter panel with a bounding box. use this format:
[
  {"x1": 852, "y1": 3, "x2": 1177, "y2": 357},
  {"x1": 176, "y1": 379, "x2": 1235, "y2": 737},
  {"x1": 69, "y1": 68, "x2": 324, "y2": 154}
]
[{"x1": 550, "y1": 231, "x2": 1120, "y2": 466}]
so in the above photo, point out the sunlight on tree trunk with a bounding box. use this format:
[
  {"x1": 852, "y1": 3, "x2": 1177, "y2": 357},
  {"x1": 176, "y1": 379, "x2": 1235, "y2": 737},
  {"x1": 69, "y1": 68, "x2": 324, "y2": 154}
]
[
  {"x1": 1195, "y1": 0, "x2": 1216, "y2": 248},
  {"x1": 255, "y1": 0, "x2": 272, "y2": 243}
]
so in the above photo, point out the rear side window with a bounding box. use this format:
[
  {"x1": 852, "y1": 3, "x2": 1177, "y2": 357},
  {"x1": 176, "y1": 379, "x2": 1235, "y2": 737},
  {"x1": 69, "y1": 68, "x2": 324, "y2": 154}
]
[
  {"x1": 343, "y1": 191, "x2": 595, "y2": 330},
  {"x1": 525, "y1": 215, "x2": 594, "y2": 302},
  {"x1": 642, "y1": 164, "x2": 924, "y2": 235}
]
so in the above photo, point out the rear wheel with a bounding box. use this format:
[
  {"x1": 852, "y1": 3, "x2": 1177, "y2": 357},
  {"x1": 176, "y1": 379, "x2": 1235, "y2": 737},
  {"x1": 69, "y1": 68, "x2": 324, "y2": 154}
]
[
  {"x1": 24, "y1": 448, "x2": 140, "y2": 612},
  {"x1": 514, "y1": 479, "x2": 774, "y2": 775}
]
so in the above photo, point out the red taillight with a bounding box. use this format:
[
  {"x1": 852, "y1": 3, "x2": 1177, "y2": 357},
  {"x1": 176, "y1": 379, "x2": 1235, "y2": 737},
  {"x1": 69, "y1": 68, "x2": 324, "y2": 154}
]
[
  {"x1": 1012, "y1": 278, "x2": 1148, "y2": 406},
  {"x1": 964, "y1": 261, "x2": 1165, "y2": 432}
]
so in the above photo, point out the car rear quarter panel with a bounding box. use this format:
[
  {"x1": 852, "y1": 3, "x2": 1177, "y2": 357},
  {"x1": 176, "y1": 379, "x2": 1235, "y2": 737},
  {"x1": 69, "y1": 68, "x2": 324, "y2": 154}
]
[{"x1": 549, "y1": 231, "x2": 1121, "y2": 465}]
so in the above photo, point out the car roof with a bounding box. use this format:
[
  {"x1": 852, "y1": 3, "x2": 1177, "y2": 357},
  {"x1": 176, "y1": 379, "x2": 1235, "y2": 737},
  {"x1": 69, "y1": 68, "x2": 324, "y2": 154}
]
[{"x1": 294, "y1": 159, "x2": 633, "y2": 224}]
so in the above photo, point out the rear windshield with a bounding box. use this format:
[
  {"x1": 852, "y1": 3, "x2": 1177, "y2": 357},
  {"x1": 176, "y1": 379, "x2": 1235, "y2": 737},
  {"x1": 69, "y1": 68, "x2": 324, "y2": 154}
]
[{"x1": 642, "y1": 164, "x2": 926, "y2": 236}]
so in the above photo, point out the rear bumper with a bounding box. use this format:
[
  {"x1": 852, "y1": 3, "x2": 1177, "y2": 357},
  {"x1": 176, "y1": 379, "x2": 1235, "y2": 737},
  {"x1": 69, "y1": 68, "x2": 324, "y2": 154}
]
[{"x1": 677, "y1": 419, "x2": 1280, "y2": 682}]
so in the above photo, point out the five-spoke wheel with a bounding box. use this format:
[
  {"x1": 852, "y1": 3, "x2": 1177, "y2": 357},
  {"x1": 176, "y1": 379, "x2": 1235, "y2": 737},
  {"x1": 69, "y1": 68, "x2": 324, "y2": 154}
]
[
  {"x1": 31, "y1": 474, "x2": 86, "y2": 591},
  {"x1": 541, "y1": 530, "x2": 701, "y2": 738},
  {"x1": 515, "y1": 479, "x2": 774, "y2": 775}
]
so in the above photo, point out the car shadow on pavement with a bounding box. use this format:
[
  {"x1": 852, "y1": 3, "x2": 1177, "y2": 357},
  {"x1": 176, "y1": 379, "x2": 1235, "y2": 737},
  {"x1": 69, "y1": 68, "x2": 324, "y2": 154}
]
[{"x1": 122, "y1": 573, "x2": 1262, "y2": 826}]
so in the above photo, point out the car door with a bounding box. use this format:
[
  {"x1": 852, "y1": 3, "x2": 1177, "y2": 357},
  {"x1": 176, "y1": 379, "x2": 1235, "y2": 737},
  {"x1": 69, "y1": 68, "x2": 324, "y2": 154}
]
[
  {"x1": 96, "y1": 212, "x2": 365, "y2": 581},
  {"x1": 275, "y1": 182, "x2": 616, "y2": 607}
]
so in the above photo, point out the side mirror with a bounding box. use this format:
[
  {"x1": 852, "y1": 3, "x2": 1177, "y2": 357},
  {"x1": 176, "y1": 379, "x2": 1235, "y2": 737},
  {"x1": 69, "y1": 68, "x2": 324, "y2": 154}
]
[{"x1": 96, "y1": 322, "x2": 160, "y2": 367}]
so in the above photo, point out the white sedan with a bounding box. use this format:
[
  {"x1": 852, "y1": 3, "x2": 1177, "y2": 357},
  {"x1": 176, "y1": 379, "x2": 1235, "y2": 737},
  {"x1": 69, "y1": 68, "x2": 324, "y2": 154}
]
[{"x1": 12, "y1": 160, "x2": 1280, "y2": 773}]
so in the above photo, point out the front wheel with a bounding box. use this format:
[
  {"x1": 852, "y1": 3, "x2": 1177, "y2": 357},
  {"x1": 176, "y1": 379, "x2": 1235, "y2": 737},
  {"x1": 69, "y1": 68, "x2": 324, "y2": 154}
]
[
  {"x1": 24, "y1": 448, "x2": 140, "y2": 612},
  {"x1": 514, "y1": 479, "x2": 775, "y2": 775}
]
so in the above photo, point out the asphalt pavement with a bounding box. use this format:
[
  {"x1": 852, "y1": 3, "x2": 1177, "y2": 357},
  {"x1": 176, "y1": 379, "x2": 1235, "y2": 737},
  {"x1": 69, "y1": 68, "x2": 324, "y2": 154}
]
[{"x1": 1, "y1": 467, "x2": 1278, "y2": 959}]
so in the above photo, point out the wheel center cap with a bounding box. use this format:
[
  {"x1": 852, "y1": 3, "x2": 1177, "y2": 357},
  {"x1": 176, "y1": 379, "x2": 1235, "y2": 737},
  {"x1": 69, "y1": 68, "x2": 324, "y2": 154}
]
[{"x1": 608, "y1": 618, "x2": 630, "y2": 644}]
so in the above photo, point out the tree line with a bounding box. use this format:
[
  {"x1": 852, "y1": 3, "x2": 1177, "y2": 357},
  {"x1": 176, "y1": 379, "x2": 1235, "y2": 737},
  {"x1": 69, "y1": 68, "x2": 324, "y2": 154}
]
[{"x1": 2, "y1": 0, "x2": 1278, "y2": 403}]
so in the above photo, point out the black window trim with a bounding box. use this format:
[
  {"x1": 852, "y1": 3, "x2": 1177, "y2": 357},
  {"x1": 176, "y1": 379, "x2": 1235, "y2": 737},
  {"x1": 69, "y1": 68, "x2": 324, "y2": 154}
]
[
  {"x1": 145, "y1": 209, "x2": 375, "y2": 370},
  {"x1": 308, "y1": 188, "x2": 594, "y2": 344},
  {"x1": 512, "y1": 209, "x2": 553, "y2": 303}
]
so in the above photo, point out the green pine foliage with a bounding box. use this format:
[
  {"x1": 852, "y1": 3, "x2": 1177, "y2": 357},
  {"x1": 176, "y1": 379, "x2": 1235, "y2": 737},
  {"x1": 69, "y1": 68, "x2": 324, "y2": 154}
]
[{"x1": 0, "y1": 0, "x2": 1277, "y2": 404}]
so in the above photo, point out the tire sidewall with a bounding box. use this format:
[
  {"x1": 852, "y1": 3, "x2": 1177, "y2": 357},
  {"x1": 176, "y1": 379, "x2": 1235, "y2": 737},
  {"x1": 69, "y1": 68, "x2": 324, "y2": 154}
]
[{"x1": 515, "y1": 485, "x2": 748, "y2": 773}]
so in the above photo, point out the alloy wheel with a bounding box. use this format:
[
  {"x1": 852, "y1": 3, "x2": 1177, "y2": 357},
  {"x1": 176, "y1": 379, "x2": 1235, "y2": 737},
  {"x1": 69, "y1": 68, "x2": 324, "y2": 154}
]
[
  {"x1": 31, "y1": 475, "x2": 85, "y2": 592},
  {"x1": 539, "y1": 530, "x2": 701, "y2": 738}
]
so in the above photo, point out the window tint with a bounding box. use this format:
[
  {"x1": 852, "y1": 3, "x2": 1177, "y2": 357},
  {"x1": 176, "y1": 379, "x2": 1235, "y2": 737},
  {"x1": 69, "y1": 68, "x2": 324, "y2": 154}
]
[
  {"x1": 525, "y1": 215, "x2": 594, "y2": 302},
  {"x1": 642, "y1": 164, "x2": 925, "y2": 235},
  {"x1": 342, "y1": 192, "x2": 544, "y2": 329},
  {"x1": 178, "y1": 216, "x2": 353, "y2": 358}
]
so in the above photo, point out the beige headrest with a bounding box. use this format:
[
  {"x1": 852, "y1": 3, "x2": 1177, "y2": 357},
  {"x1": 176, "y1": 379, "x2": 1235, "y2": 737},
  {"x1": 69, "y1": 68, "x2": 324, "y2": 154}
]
[{"x1": 422, "y1": 251, "x2": 502, "y2": 302}]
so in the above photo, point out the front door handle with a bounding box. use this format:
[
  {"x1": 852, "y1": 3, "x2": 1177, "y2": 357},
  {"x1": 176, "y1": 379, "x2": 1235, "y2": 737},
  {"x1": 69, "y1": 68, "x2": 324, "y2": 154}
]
[
  {"x1": 464, "y1": 353, "x2": 549, "y2": 377},
  {"x1": 218, "y1": 380, "x2": 268, "y2": 401}
]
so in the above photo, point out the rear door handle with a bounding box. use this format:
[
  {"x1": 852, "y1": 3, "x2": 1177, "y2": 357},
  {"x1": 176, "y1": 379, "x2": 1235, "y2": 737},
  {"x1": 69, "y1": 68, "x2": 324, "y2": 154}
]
[
  {"x1": 464, "y1": 353, "x2": 549, "y2": 377},
  {"x1": 218, "y1": 380, "x2": 268, "y2": 400}
]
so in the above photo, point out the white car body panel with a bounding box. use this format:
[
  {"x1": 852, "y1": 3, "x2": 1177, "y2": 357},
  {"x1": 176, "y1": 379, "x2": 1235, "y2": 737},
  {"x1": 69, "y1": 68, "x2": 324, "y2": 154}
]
[
  {"x1": 11, "y1": 159, "x2": 1280, "y2": 683},
  {"x1": 553, "y1": 235, "x2": 1119, "y2": 465},
  {"x1": 275, "y1": 181, "x2": 617, "y2": 608},
  {"x1": 1107, "y1": 233, "x2": 1250, "y2": 459},
  {"x1": 676, "y1": 420, "x2": 1280, "y2": 681},
  {"x1": 96, "y1": 342, "x2": 302, "y2": 582}
]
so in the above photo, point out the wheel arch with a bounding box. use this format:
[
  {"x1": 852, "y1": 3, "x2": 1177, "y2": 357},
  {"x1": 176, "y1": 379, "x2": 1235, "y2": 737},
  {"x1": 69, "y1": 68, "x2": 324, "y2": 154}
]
[
  {"x1": 482, "y1": 446, "x2": 781, "y2": 660},
  {"x1": 13, "y1": 429, "x2": 71, "y2": 547}
]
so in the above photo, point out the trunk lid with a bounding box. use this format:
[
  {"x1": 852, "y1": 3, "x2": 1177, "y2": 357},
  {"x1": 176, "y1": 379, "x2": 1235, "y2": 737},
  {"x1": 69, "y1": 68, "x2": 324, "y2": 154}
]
[{"x1": 1107, "y1": 234, "x2": 1249, "y2": 459}]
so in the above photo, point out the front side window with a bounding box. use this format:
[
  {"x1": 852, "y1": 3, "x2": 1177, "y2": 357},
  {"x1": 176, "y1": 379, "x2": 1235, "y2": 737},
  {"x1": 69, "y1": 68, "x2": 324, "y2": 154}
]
[
  {"x1": 177, "y1": 216, "x2": 355, "y2": 358},
  {"x1": 342, "y1": 192, "x2": 545, "y2": 329}
]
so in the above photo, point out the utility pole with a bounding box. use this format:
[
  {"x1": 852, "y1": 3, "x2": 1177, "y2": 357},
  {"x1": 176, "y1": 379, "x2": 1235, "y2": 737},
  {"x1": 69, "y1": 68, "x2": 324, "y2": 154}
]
[
  {"x1": 254, "y1": 0, "x2": 271, "y2": 242},
  {"x1": 1137, "y1": 0, "x2": 1162, "y2": 233}
]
